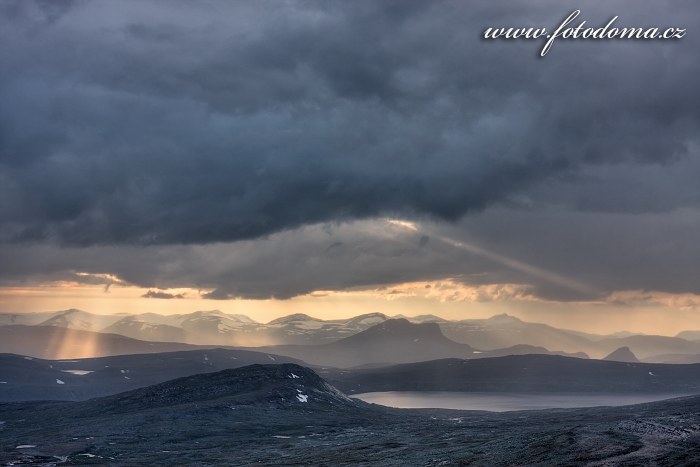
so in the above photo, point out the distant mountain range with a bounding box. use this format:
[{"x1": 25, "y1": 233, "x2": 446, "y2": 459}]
[
  {"x1": 4, "y1": 309, "x2": 700, "y2": 362},
  {"x1": 249, "y1": 319, "x2": 587, "y2": 368},
  {"x1": 0, "y1": 318, "x2": 585, "y2": 366},
  {"x1": 0, "y1": 309, "x2": 389, "y2": 347}
]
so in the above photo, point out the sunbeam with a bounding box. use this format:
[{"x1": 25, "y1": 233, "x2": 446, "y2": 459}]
[{"x1": 387, "y1": 219, "x2": 597, "y2": 296}]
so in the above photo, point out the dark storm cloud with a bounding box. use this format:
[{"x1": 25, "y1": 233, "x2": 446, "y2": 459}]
[
  {"x1": 1, "y1": 0, "x2": 698, "y2": 246},
  {"x1": 1, "y1": 0, "x2": 700, "y2": 303},
  {"x1": 0, "y1": 206, "x2": 699, "y2": 301},
  {"x1": 142, "y1": 290, "x2": 185, "y2": 299},
  {"x1": 0, "y1": 221, "x2": 474, "y2": 299}
]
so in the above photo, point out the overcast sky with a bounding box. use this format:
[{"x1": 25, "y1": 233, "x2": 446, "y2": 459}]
[{"x1": 1, "y1": 0, "x2": 699, "y2": 333}]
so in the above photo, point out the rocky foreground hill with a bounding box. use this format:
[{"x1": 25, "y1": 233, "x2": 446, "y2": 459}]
[{"x1": 1, "y1": 364, "x2": 700, "y2": 465}]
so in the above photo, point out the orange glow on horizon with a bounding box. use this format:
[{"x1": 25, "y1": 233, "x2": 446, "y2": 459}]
[{"x1": 1, "y1": 280, "x2": 700, "y2": 337}]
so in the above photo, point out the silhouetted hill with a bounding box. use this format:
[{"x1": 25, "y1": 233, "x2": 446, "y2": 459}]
[
  {"x1": 254, "y1": 319, "x2": 586, "y2": 368},
  {"x1": 325, "y1": 354, "x2": 700, "y2": 394},
  {"x1": 256, "y1": 319, "x2": 480, "y2": 367},
  {"x1": 485, "y1": 344, "x2": 588, "y2": 359},
  {"x1": 423, "y1": 314, "x2": 700, "y2": 359},
  {"x1": 0, "y1": 349, "x2": 305, "y2": 402},
  {"x1": 439, "y1": 314, "x2": 595, "y2": 352},
  {"x1": 644, "y1": 353, "x2": 700, "y2": 364},
  {"x1": 676, "y1": 330, "x2": 700, "y2": 341},
  {"x1": 0, "y1": 325, "x2": 223, "y2": 359},
  {"x1": 604, "y1": 346, "x2": 639, "y2": 363},
  {"x1": 593, "y1": 335, "x2": 700, "y2": 360},
  {"x1": 91, "y1": 364, "x2": 356, "y2": 414}
]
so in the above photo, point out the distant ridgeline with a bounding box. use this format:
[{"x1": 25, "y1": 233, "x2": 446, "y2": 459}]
[{"x1": 3, "y1": 309, "x2": 700, "y2": 363}]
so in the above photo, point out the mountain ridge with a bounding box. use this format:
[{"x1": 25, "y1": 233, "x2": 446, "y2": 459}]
[
  {"x1": 89, "y1": 363, "x2": 357, "y2": 413},
  {"x1": 5, "y1": 309, "x2": 700, "y2": 360},
  {"x1": 325, "y1": 354, "x2": 700, "y2": 394},
  {"x1": 0, "y1": 349, "x2": 306, "y2": 402},
  {"x1": 250, "y1": 319, "x2": 586, "y2": 368}
]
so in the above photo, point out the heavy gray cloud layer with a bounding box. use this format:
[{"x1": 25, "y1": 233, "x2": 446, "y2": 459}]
[
  {"x1": 1, "y1": 0, "x2": 698, "y2": 245},
  {"x1": 1, "y1": 209, "x2": 699, "y2": 301},
  {"x1": 1, "y1": 0, "x2": 699, "y2": 300}
]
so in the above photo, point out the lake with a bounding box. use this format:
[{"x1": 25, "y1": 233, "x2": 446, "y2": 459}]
[{"x1": 352, "y1": 392, "x2": 691, "y2": 412}]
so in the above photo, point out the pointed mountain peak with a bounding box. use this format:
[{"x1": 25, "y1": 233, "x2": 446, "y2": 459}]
[{"x1": 603, "y1": 346, "x2": 639, "y2": 363}]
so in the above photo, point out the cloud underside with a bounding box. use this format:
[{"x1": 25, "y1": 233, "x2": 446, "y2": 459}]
[
  {"x1": 0, "y1": 1, "x2": 699, "y2": 301},
  {"x1": 2, "y1": 210, "x2": 700, "y2": 302}
]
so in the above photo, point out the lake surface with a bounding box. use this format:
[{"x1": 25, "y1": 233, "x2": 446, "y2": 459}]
[{"x1": 352, "y1": 392, "x2": 691, "y2": 412}]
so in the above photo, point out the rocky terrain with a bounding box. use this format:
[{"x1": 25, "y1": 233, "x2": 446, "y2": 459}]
[{"x1": 1, "y1": 364, "x2": 699, "y2": 466}]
